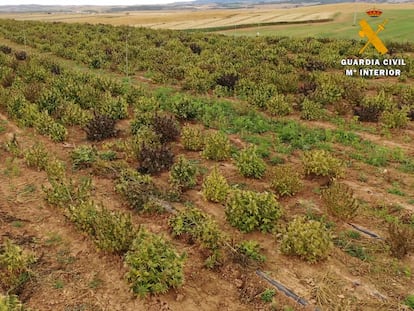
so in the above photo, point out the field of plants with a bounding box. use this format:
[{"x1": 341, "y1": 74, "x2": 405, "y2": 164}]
[{"x1": 0, "y1": 16, "x2": 414, "y2": 311}]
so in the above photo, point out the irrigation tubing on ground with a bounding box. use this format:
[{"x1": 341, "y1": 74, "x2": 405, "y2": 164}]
[
  {"x1": 256, "y1": 269, "x2": 321, "y2": 311},
  {"x1": 347, "y1": 223, "x2": 383, "y2": 240},
  {"x1": 150, "y1": 196, "x2": 177, "y2": 214}
]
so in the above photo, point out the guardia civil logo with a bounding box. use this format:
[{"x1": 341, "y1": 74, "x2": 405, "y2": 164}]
[
  {"x1": 340, "y1": 6, "x2": 406, "y2": 77},
  {"x1": 358, "y1": 7, "x2": 387, "y2": 55}
]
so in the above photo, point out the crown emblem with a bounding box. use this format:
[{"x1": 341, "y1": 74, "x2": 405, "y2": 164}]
[{"x1": 366, "y1": 8, "x2": 383, "y2": 17}]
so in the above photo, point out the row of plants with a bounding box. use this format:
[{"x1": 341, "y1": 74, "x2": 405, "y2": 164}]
[
  {"x1": 0, "y1": 293, "x2": 29, "y2": 310},
  {"x1": 200, "y1": 165, "x2": 330, "y2": 263},
  {"x1": 131, "y1": 90, "x2": 413, "y2": 180},
  {"x1": 19, "y1": 140, "x2": 187, "y2": 297},
  {"x1": 0, "y1": 47, "x2": 142, "y2": 142},
  {"x1": 149, "y1": 89, "x2": 414, "y2": 172},
  {"x1": 0, "y1": 238, "x2": 37, "y2": 296},
  {"x1": 198, "y1": 147, "x2": 414, "y2": 263}
]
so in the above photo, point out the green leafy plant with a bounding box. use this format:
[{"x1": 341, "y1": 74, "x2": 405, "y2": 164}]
[
  {"x1": 312, "y1": 74, "x2": 344, "y2": 105},
  {"x1": 270, "y1": 165, "x2": 302, "y2": 196},
  {"x1": 169, "y1": 206, "x2": 225, "y2": 268},
  {"x1": 300, "y1": 98, "x2": 326, "y2": 121},
  {"x1": 97, "y1": 94, "x2": 128, "y2": 120},
  {"x1": 0, "y1": 120, "x2": 6, "y2": 134},
  {"x1": 0, "y1": 239, "x2": 37, "y2": 292},
  {"x1": 45, "y1": 158, "x2": 66, "y2": 181},
  {"x1": 17, "y1": 102, "x2": 40, "y2": 128},
  {"x1": 24, "y1": 142, "x2": 50, "y2": 171},
  {"x1": 235, "y1": 145, "x2": 266, "y2": 179},
  {"x1": 98, "y1": 150, "x2": 117, "y2": 161},
  {"x1": 183, "y1": 66, "x2": 214, "y2": 93},
  {"x1": 266, "y1": 94, "x2": 293, "y2": 116},
  {"x1": 53, "y1": 279, "x2": 64, "y2": 289},
  {"x1": 169, "y1": 206, "x2": 224, "y2": 251},
  {"x1": 322, "y1": 182, "x2": 359, "y2": 220},
  {"x1": 380, "y1": 105, "x2": 410, "y2": 129},
  {"x1": 202, "y1": 131, "x2": 231, "y2": 161},
  {"x1": 201, "y1": 166, "x2": 229, "y2": 203},
  {"x1": 246, "y1": 83, "x2": 277, "y2": 108},
  {"x1": 98, "y1": 208, "x2": 137, "y2": 253},
  {"x1": 130, "y1": 111, "x2": 156, "y2": 136},
  {"x1": 167, "y1": 94, "x2": 200, "y2": 120},
  {"x1": 280, "y1": 216, "x2": 333, "y2": 263},
  {"x1": 43, "y1": 175, "x2": 92, "y2": 208},
  {"x1": 66, "y1": 200, "x2": 97, "y2": 236},
  {"x1": 2, "y1": 133, "x2": 21, "y2": 157},
  {"x1": 115, "y1": 169, "x2": 157, "y2": 211},
  {"x1": 36, "y1": 88, "x2": 63, "y2": 114},
  {"x1": 60, "y1": 102, "x2": 92, "y2": 126},
  {"x1": 71, "y1": 145, "x2": 97, "y2": 170},
  {"x1": 68, "y1": 200, "x2": 136, "y2": 253},
  {"x1": 88, "y1": 273, "x2": 103, "y2": 289},
  {"x1": 1, "y1": 70, "x2": 15, "y2": 88},
  {"x1": 333, "y1": 233, "x2": 370, "y2": 261},
  {"x1": 345, "y1": 230, "x2": 361, "y2": 240},
  {"x1": 3, "y1": 157, "x2": 20, "y2": 177},
  {"x1": 387, "y1": 182, "x2": 406, "y2": 196},
  {"x1": 169, "y1": 155, "x2": 198, "y2": 191},
  {"x1": 404, "y1": 294, "x2": 414, "y2": 309},
  {"x1": 130, "y1": 125, "x2": 161, "y2": 160},
  {"x1": 0, "y1": 294, "x2": 26, "y2": 310},
  {"x1": 47, "y1": 121, "x2": 68, "y2": 143},
  {"x1": 302, "y1": 149, "x2": 344, "y2": 179},
  {"x1": 235, "y1": 240, "x2": 266, "y2": 264},
  {"x1": 261, "y1": 289, "x2": 275, "y2": 303},
  {"x1": 231, "y1": 112, "x2": 271, "y2": 134},
  {"x1": 225, "y1": 190, "x2": 282, "y2": 233},
  {"x1": 125, "y1": 228, "x2": 186, "y2": 297},
  {"x1": 181, "y1": 124, "x2": 204, "y2": 151},
  {"x1": 32, "y1": 111, "x2": 68, "y2": 142}
]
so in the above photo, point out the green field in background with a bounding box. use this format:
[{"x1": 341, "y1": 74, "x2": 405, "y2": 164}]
[{"x1": 216, "y1": 9, "x2": 414, "y2": 42}]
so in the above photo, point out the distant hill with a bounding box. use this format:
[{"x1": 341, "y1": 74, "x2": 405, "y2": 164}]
[
  {"x1": 0, "y1": 0, "x2": 412, "y2": 13},
  {"x1": 193, "y1": 0, "x2": 412, "y2": 5},
  {"x1": 0, "y1": 5, "x2": 101, "y2": 13}
]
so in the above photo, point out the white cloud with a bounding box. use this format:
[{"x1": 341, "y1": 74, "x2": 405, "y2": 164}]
[{"x1": 4, "y1": 0, "x2": 193, "y2": 5}]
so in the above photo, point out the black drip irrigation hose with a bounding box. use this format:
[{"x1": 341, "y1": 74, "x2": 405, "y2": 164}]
[
  {"x1": 347, "y1": 223, "x2": 383, "y2": 240},
  {"x1": 256, "y1": 269, "x2": 321, "y2": 311}
]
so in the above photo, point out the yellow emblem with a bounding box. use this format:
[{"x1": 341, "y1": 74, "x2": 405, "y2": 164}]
[{"x1": 358, "y1": 19, "x2": 388, "y2": 55}]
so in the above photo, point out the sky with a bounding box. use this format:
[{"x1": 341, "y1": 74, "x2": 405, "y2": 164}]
[{"x1": 3, "y1": 0, "x2": 194, "y2": 5}]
